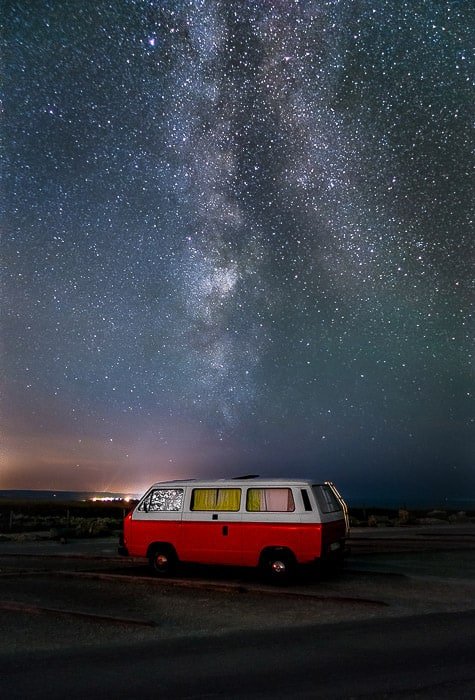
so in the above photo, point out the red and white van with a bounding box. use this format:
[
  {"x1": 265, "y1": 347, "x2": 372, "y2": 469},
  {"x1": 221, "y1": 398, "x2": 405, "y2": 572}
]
[{"x1": 119, "y1": 477, "x2": 349, "y2": 581}]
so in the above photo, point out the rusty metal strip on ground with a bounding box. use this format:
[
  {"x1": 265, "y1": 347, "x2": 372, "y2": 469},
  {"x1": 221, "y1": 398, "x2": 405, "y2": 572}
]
[
  {"x1": 0, "y1": 569, "x2": 52, "y2": 577},
  {"x1": 0, "y1": 600, "x2": 156, "y2": 626},
  {"x1": 0, "y1": 552, "x2": 137, "y2": 561},
  {"x1": 53, "y1": 569, "x2": 389, "y2": 606}
]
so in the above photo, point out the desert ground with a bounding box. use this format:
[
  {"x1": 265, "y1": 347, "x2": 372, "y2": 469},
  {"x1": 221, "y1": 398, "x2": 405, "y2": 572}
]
[{"x1": 0, "y1": 504, "x2": 474, "y2": 698}]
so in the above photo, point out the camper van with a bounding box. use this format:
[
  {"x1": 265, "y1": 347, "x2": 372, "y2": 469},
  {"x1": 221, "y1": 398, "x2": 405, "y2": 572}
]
[{"x1": 119, "y1": 477, "x2": 349, "y2": 581}]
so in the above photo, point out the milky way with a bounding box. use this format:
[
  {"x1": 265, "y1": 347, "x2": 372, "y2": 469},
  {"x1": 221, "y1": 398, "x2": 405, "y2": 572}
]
[{"x1": 2, "y1": 0, "x2": 473, "y2": 504}]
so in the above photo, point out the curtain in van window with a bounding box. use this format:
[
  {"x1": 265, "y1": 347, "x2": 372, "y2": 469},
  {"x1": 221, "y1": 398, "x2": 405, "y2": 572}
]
[
  {"x1": 192, "y1": 488, "x2": 241, "y2": 511},
  {"x1": 216, "y1": 489, "x2": 240, "y2": 511},
  {"x1": 268, "y1": 488, "x2": 294, "y2": 511},
  {"x1": 246, "y1": 488, "x2": 262, "y2": 512},
  {"x1": 246, "y1": 488, "x2": 295, "y2": 512},
  {"x1": 192, "y1": 489, "x2": 217, "y2": 510}
]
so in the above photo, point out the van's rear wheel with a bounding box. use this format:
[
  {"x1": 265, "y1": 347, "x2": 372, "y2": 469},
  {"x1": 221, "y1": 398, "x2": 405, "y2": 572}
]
[
  {"x1": 148, "y1": 546, "x2": 176, "y2": 576},
  {"x1": 260, "y1": 550, "x2": 295, "y2": 585}
]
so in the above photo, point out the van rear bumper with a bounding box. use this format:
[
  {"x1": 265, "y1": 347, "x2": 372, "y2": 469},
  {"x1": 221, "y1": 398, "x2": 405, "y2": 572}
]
[{"x1": 319, "y1": 539, "x2": 346, "y2": 562}]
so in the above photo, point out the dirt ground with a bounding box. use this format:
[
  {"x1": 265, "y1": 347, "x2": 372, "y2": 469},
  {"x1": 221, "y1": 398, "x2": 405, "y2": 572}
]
[{"x1": 0, "y1": 523, "x2": 474, "y2": 655}]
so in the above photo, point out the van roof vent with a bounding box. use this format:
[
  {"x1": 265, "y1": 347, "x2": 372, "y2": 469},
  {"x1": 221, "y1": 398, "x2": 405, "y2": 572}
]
[{"x1": 232, "y1": 474, "x2": 260, "y2": 479}]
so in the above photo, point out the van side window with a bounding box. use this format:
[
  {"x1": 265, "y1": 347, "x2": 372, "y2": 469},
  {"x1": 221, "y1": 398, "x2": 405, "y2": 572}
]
[
  {"x1": 246, "y1": 488, "x2": 295, "y2": 512},
  {"x1": 301, "y1": 489, "x2": 312, "y2": 511},
  {"x1": 191, "y1": 488, "x2": 241, "y2": 511},
  {"x1": 313, "y1": 485, "x2": 342, "y2": 513},
  {"x1": 139, "y1": 488, "x2": 184, "y2": 512}
]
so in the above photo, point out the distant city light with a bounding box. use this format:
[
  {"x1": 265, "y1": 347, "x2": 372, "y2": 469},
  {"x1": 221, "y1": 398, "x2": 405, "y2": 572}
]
[{"x1": 90, "y1": 496, "x2": 135, "y2": 502}]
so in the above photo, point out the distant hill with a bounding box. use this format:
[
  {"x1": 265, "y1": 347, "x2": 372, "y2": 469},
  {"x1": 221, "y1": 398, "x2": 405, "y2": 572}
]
[
  {"x1": 0, "y1": 489, "x2": 472, "y2": 510},
  {"x1": 0, "y1": 490, "x2": 137, "y2": 502}
]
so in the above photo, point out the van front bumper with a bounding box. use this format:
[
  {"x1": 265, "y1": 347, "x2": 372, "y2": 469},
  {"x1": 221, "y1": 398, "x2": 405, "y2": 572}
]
[{"x1": 118, "y1": 533, "x2": 129, "y2": 556}]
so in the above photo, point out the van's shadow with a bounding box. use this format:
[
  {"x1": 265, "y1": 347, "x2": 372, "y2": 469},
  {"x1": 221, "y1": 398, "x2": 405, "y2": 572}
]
[{"x1": 109, "y1": 560, "x2": 345, "y2": 587}]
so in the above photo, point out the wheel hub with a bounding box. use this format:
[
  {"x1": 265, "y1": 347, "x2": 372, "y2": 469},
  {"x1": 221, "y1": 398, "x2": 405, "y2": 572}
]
[{"x1": 271, "y1": 560, "x2": 286, "y2": 574}]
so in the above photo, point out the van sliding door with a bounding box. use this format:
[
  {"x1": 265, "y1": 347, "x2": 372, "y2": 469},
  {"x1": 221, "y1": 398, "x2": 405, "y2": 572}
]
[{"x1": 181, "y1": 488, "x2": 243, "y2": 565}]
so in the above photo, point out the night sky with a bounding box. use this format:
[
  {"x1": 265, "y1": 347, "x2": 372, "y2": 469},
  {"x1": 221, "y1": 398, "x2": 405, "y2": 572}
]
[{"x1": 2, "y1": 0, "x2": 473, "y2": 505}]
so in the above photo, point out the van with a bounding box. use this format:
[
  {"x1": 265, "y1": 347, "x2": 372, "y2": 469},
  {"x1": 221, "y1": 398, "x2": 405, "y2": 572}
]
[{"x1": 119, "y1": 477, "x2": 349, "y2": 582}]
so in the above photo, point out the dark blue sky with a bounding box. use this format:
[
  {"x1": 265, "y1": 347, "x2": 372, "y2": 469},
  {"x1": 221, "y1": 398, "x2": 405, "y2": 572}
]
[{"x1": 2, "y1": 0, "x2": 473, "y2": 505}]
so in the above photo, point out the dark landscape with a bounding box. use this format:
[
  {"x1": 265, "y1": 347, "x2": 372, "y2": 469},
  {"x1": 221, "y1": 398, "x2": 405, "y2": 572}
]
[
  {"x1": 0, "y1": 494, "x2": 133, "y2": 541},
  {"x1": 1, "y1": 493, "x2": 473, "y2": 541}
]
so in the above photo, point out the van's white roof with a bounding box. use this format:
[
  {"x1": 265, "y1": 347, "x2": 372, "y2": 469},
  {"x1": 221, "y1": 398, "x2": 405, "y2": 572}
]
[{"x1": 148, "y1": 478, "x2": 327, "y2": 489}]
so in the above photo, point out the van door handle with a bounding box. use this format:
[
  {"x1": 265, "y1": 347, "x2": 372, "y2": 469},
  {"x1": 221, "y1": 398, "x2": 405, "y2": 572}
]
[{"x1": 222, "y1": 526, "x2": 228, "y2": 536}]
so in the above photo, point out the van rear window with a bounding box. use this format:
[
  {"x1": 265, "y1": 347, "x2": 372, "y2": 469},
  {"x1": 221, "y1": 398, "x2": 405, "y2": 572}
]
[
  {"x1": 191, "y1": 488, "x2": 241, "y2": 511},
  {"x1": 313, "y1": 485, "x2": 342, "y2": 513},
  {"x1": 139, "y1": 488, "x2": 184, "y2": 512},
  {"x1": 246, "y1": 488, "x2": 295, "y2": 512}
]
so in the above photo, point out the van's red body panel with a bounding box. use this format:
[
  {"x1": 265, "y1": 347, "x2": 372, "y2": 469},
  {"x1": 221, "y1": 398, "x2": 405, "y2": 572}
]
[
  {"x1": 125, "y1": 515, "x2": 179, "y2": 559},
  {"x1": 240, "y1": 522, "x2": 323, "y2": 566},
  {"x1": 125, "y1": 519, "x2": 329, "y2": 565},
  {"x1": 179, "y1": 521, "x2": 243, "y2": 565}
]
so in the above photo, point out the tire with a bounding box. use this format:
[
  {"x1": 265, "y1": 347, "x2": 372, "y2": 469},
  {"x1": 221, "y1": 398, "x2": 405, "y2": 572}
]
[
  {"x1": 148, "y1": 546, "x2": 176, "y2": 576},
  {"x1": 260, "y1": 550, "x2": 295, "y2": 585}
]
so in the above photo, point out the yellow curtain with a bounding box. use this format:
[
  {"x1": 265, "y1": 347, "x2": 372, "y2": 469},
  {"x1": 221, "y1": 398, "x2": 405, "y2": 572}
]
[
  {"x1": 192, "y1": 489, "x2": 217, "y2": 510},
  {"x1": 216, "y1": 489, "x2": 241, "y2": 511},
  {"x1": 192, "y1": 488, "x2": 241, "y2": 511},
  {"x1": 246, "y1": 488, "x2": 263, "y2": 512}
]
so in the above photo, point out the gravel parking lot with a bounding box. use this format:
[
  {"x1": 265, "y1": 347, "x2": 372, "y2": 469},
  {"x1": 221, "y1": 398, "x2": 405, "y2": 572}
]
[{"x1": 1, "y1": 524, "x2": 474, "y2": 656}]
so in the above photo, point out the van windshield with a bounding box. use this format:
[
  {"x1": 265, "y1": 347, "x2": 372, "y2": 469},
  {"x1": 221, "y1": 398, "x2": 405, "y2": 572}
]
[{"x1": 139, "y1": 488, "x2": 184, "y2": 512}]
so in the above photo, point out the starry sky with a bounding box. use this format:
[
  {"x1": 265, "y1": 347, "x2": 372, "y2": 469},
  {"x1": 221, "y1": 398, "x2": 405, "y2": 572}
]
[{"x1": 2, "y1": 0, "x2": 473, "y2": 505}]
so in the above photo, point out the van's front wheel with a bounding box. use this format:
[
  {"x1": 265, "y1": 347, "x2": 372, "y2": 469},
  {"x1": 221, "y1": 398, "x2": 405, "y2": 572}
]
[{"x1": 148, "y1": 546, "x2": 176, "y2": 576}]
